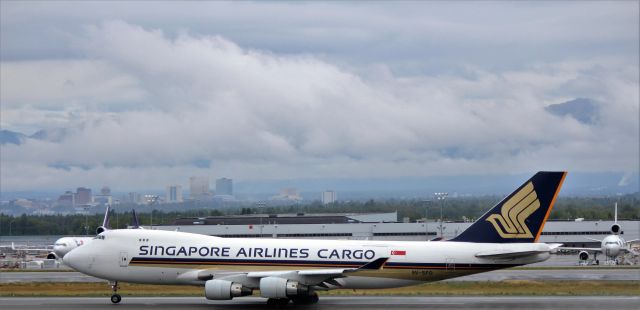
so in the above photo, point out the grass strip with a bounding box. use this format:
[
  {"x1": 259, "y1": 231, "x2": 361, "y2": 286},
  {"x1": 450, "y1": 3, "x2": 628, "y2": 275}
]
[{"x1": 1, "y1": 280, "x2": 638, "y2": 297}]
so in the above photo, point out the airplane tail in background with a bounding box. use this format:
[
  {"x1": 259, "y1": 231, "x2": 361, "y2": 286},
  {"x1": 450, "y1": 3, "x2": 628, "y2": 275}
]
[
  {"x1": 96, "y1": 205, "x2": 111, "y2": 235},
  {"x1": 451, "y1": 171, "x2": 567, "y2": 243},
  {"x1": 131, "y1": 209, "x2": 142, "y2": 229}
]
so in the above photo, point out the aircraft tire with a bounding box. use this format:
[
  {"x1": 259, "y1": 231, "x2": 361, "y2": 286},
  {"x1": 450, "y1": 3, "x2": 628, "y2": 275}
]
[
  {"x1": 110, "y1": 294, "x2": 121, "y2": 304},
  {"x1": 291, "y1": 293, "x2": 319, "y2": 305},
  {"x1": 266, "y1": 298, "x2": 290, "y2": 308}
]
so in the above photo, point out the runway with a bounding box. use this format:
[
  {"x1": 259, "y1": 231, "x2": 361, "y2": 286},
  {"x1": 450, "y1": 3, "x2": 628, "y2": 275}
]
[
  {"x1": 1, "y1": 296, "x2": 639, "y2": 309},
  {"x1": 1, "y1": 268, "x2": 638, "y2": 283}
]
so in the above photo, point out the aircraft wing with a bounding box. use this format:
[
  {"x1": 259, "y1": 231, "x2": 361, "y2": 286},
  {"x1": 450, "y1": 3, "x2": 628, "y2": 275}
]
[
  {"x1": 557, "y1": 247, "x2": 602, "y2": 253},
  {"x1": 192, "y1": 257, "x2": 389, "y2": 287}
]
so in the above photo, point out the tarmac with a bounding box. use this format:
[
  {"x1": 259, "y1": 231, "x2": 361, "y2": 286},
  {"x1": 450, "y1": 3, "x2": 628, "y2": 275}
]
[
  {"x1": 1, "y1": 268, "x2": 639, "y2": 283},
  {"x1": 1, "y1": 296, "x2": 639, "y2": 310}
]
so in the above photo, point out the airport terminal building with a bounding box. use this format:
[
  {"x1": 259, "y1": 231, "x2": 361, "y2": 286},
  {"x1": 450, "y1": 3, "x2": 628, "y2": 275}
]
[{"x1": 151, "y1": 212, "x2": 640, "y2": 248}]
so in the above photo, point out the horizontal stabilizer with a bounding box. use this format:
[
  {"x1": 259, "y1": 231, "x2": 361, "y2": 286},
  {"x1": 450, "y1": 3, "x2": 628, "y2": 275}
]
[{"x1": 475, "y1": 249, "x2": 549, "y2": 259}]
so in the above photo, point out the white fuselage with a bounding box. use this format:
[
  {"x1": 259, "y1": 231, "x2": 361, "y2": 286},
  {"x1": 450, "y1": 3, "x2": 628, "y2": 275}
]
[
  {"x1": 53, "y1": 237, "x2": 93, "y2": 258},
  {"x1": 64, "y1": 229, "x2": 551, "y2": 289},
  {"x1": 601, "y1": 234, "x2": 625, "y2": 259}
]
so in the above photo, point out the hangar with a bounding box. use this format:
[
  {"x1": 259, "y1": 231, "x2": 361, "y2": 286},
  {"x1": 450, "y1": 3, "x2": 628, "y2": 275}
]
[{"x1": 151, "y1": 212, "x2": 640, "y2": 248}]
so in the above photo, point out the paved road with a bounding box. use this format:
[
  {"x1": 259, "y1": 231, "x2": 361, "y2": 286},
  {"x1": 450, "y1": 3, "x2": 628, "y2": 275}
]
[
  {"x1": 1, "y1": 296, "x2": 638, "y2": 310},
  {"x1": 2, "y1": 268, "x2": 638, "y2": 283}
]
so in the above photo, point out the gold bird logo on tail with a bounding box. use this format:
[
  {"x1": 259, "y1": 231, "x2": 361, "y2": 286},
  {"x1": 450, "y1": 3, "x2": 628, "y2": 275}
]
[{"x1": 486, "y1": 182, "x2": 540, "y2": 238}]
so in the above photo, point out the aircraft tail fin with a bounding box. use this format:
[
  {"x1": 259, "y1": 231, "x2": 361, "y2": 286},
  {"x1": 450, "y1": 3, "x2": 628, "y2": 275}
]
[
  {"x1": 96, "y1": 205, "x2": 111, "y2": 234},
  {"x1": 450, "y1": 171, "x2": 567, "y2": 243},
  {"x1": 131, "y1": 209, "x2": 142, "y2": 229}
]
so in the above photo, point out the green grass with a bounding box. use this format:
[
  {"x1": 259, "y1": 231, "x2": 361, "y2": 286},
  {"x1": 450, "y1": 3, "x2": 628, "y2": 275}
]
[
  {"x1": 511, "y1": 266, "x2": 640, "y2": 270},
  {"x1": 1, "y1": 281, "x2": 638, "y2": 297}
]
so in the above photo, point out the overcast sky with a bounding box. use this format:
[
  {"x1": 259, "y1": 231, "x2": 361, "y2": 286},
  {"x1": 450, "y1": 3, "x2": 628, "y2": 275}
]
[{"x1": 1, "y1": 1, "x2": 638, "y2": 192}]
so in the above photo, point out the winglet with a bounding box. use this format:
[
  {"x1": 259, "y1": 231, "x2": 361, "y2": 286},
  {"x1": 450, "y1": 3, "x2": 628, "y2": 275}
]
[{"x1": 358, "y1": 257, "x2": 389, "y2": 270}]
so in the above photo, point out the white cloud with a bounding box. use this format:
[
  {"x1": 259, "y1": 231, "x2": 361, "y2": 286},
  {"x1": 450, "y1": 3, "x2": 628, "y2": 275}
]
[{"x1": 1, "y1": 9, "x2": 638, "y2": 191}]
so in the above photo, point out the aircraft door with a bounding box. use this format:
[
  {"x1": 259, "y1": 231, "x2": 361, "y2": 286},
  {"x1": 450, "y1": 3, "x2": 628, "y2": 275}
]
[
  {"x1": 119, "y1": 251, "x2": 129, "y2": 267},
  {"x1": 446, "y1": 258, "x2": 455, "y2": 271}
]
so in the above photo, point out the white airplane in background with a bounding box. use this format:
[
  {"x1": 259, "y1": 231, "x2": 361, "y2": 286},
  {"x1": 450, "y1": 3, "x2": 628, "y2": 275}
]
[
  {"x1": 560, "y1": 203, "x2": 638, "y2": 265},
  {"x1": 49, "y1": 207, "x2": 143, "y2": 259},
  {"x1": 0, "y1": 207, "x2": 111, "y2": 259},
  {"x1": 64, "y1": 172, "x2": 566, "y2": 306}
]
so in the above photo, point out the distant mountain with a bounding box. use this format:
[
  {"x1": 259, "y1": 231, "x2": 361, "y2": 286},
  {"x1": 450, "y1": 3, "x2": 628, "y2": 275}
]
[
  {"x1": 0, "y1": 128, "x2": 72, "y2": 145},
  {"x1": 0, "y1": 129, "x2": 27, "y2": 145},
  {"x1": 545, "y1": 98, "x2": 600, "y2": 124},
  {"x1": 30, "y1": 128, "x2": 70, "y2": 143}
]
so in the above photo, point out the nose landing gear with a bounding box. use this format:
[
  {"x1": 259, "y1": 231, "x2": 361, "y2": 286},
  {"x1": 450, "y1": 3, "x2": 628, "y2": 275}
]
[{"x1": 110, "y1": 281, "x2": 121, "y2": 304}]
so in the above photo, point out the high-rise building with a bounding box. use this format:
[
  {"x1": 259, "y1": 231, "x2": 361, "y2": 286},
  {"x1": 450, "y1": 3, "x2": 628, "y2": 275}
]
[
  {"x1": 166, "y1": 185, "x2": 183, "y2": 203},
  {"x1": 322, "y1": 190, "x2": 337, "y2": 205},
  {"x1": 94, "y1": 186, "x2": 113, "y2": 205},
  {"x1": 189, "y1": 176, "x2": 210, "y2": 201},
  {"x1": 75, "y1": 187, "x2": 92, "y2": 205},
  {"x1": 215, "y1": 178, "x2": 233, "y2": 196},
  {"x1": 127, "y1": 192, "x2": 141, "y2": 204},
  {"x1": 57, "y1": 191, "x2": 75, "y2": 206}
]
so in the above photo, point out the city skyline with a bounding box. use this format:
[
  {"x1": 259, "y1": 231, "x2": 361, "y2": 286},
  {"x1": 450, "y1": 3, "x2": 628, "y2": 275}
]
[{"x1": 1, "y1": 2, "x2": 638, "y2": 192}]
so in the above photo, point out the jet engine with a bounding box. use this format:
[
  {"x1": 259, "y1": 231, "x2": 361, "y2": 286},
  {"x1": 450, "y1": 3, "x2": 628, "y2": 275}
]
[
  {"x1": 204, "y1": 279, "x2": 252, "y2": 300},
  {"x1": 578, "y1": 251, "x2": 589, "y2": 261},
  {"x1": 46, "y1": 252, "x2": 57, "y2": 260},
  {"x1": 259, "y1": 277, "x2": 309, "y2": 298},
  {"x1": 96, "y1": 226, "x2": 108, "y2": 235},
  {"x1": 610, "y1": 224, "x2": 621, "y2": 235}
]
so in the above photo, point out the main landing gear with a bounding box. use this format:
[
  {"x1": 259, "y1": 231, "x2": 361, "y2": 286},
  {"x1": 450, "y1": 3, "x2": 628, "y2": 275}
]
[
  {"x1": 266, "y1": 298, "x2": 290, "y2": 308},
  {"x1": 110, "y1": 281, "x2": 121, "y2": 304},
  {"x1": 291, "y1": 293, "x2": 320, "y2": 305},
  {"x1": 266, "y1": 293, "x2": 320, "y2": 307}
]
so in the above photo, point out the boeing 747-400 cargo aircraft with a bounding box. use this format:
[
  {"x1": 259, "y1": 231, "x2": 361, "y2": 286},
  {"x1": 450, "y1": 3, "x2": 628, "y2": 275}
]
[{"x1": 64, "y1": 171, "x2": 566, "y2": 307}]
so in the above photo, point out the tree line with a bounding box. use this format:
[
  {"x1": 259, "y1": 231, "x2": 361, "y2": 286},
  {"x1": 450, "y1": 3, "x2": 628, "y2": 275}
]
[{"x1": 0, "y1": 194, "x2": 638, "y2": 236}]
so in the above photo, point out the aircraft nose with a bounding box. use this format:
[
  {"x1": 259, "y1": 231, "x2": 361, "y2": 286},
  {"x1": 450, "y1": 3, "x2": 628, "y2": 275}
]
[
  {"x1": 62, "y1": 251, "x2": 72, "y2": 266},
  {"x1": 53, "y1": 245, "x2": 64, "y2": 257},
  {"x1": 62, "y1": 250, "x2": 79, "y2": 270}
]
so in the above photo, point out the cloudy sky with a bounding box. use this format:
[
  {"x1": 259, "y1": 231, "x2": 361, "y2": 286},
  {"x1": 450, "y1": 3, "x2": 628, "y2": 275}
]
[{"x1": 1, "y1": 1, "x2": 638, "y2": 192}]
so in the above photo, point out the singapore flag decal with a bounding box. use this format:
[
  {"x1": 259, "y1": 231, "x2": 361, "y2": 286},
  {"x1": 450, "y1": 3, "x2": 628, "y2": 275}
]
[{"x1": 390, "y1": 250, "x2": 406, "y2": 256}]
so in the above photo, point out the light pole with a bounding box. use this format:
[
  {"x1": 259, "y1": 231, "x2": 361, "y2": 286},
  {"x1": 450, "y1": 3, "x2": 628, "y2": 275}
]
[
  {"x1": 256, "y1": 202, "x2": 265, "y2": 237},
  {"x1": 434, "y1": 192, "x2": 448, "y2": 238},
  {"x1": 9, "y1": 220, "x2": 16, "y2": 236},
  {"x1": 84, "y1": 206, "x2": 89, "y2": 235},
  {"x1": 422, "y1": 200, "x2": 434, "y2": 241}
]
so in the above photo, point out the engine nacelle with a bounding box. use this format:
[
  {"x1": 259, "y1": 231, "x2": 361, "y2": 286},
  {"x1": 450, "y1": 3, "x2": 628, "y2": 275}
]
[
  {"x1": 46, "y1": 252, "x2": 57, "y2": 260},
  {"x1": 204, "y1": 279, "x2": 252, "y2": 300},
  {"x1": 96, "y1": 226, "x2": 108, "y2": 235},
  {"x1": 259, "y1": 277, "x2": 309, "y2": 299},
  {"x1": 578, "y1": 251, "x2": 589, "y2": 261},
  {"x1": 610, "y1": 224, "x2": 620, "y2": 235}
]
